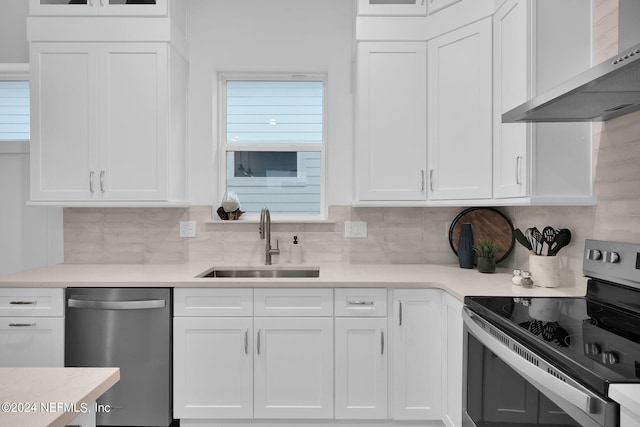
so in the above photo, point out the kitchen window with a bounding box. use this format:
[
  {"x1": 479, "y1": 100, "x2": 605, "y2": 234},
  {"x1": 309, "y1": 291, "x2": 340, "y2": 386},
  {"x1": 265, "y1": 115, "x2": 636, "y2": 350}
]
[
  {"x1": 0, "y1": 65, "x2": 30, "y2": 142},
  {"x1": 219, "y1": 75, "x2": 326, "y2": 218}
]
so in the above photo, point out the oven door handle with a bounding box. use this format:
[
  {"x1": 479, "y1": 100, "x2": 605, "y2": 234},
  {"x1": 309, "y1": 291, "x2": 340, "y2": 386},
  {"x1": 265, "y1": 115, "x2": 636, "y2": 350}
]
[{"x1": 463, "y1": 307, "x2": 599, "y2": 416}]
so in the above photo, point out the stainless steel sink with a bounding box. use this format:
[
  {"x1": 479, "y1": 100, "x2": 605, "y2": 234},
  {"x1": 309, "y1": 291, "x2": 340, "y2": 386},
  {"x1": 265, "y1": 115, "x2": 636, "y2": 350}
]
[{"x1": 197, "y1": 267, "x2": 320, "y2": 278}]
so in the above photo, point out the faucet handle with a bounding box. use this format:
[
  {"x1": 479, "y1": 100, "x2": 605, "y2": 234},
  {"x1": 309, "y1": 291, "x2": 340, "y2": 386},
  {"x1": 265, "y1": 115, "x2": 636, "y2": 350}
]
[{"x1": 271, "y1": 239, "x2": 280, "y2": 256}]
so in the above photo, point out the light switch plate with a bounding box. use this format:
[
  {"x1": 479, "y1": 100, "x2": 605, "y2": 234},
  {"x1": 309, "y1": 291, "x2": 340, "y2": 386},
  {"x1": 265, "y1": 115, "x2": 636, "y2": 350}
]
[
  {"x1": 179, "y1": 221, "x2": 196, "y2": 238},
  {"x1": 344, "y1": 221, "x2": 367, "y2": 238}
]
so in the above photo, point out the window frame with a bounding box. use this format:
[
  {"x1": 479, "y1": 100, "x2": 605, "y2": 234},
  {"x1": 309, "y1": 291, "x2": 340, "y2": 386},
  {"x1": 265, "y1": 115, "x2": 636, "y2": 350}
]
[
  {"x1": 218, "y1": 73, "x2": 328, "y2": 221},
  {"x1": 0, "y1": 64, "x2": 30, "y2": 153}
]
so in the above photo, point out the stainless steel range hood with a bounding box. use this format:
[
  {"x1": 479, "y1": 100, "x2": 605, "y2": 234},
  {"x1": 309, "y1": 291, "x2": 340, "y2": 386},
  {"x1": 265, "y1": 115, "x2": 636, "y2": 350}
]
[
  {"x1": 503, "y1": 0, "x2": 640, "y2": 123},
  {"x1": 502, "y1": 43, "x2": 640, "y2": 122}
]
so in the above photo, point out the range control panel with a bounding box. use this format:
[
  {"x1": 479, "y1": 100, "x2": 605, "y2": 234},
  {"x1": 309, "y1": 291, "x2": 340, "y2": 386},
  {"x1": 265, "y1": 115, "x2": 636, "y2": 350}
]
[{"x1": 584, "y1": 239, "x2": 640, "y2": 289}]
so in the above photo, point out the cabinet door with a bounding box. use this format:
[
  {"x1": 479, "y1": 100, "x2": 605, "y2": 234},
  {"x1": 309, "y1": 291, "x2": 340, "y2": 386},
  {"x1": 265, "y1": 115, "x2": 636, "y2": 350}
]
[
  {"x1": 173, "y1": 317, "x2": 253, "y2": 419},
  {"x1": 355, "y1": 42, "x2": 427, "y2": 202},
  {"x1": 99, "y1": 43, "x2": 168, "y2": 201},
  {"x1": 493, "y1": 0, "x2": 529, "y2": 199},
  {"x1": 427, "y1": 18, "x2": 493, "y2": 200},
  {"x1": 427, "y1": 0, "x2": 462, "y2": 14},
  {"x1": 0, "y1": 317, "x2": 64, "y2": 367},
  {"x1": 254, "y1": 317, "x2": 333, "y2": 419},
  {"x1": 29, "y1": 0, "x2": 167, "y2": 16},
  {"x1": 442, "y1": 293, "x2": 463, "y2": 427},
  {"x1": 392, "y1": 289, "x2": 442, "y2": 420},
  {"x1": 335, "y1": 317, "x2": 387, "y2": 419},
  {"x1": 30, "y1": 43, "x2": 100, "y2": 201},
  {"x1": 357, "y1": 0, "x2": 427, "y2": 16}
]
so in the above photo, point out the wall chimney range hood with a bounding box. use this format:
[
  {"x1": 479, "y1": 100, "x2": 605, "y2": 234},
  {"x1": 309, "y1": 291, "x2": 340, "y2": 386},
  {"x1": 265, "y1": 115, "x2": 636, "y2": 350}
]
[{"x1": 502, "y1": 42, "x2": 640, "y2": 123}]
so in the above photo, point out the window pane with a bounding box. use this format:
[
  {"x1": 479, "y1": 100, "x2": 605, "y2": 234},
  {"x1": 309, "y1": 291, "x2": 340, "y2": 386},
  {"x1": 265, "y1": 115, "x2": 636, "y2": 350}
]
[
  {"x1": 226, "y1": 151, "x2": 321, "y2": 215},
  {"x1": 233, "y1": 151, "x2": 297, "y2": 178},
  {"x1": 0, "y1": 81, "x2": 30, "y2": 140},
  {"x1": 226, "y1": 80, "x2": 323, "y2": 143}
]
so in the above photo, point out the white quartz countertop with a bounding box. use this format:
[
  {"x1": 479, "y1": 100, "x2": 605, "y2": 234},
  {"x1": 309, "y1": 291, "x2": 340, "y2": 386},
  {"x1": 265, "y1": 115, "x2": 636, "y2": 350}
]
[
  {"x1": 0, "y1": 262, "x2": 587, "y2": 300},
  {"x1": 0, "y1": 367, "x2": 119, "y2": 427}
]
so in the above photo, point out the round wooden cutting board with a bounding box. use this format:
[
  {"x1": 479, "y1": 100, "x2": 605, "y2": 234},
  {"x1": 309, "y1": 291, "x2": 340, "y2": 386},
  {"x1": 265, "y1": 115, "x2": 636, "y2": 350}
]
[{"x1": 448, "y1": 207, "x2": 515, "y2": 263}]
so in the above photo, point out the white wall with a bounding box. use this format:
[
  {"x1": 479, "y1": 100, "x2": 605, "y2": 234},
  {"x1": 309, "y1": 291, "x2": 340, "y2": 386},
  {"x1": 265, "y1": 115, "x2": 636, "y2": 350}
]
[
  {"x1": 0, "y1": 0, "x2": 29, "y2": 63},
  {"x1": 186, "y1": 0, "x2": 356, "y2": 206},
  {"x1": 0, "y1": 145, "x2": 63, "y2": 274}
]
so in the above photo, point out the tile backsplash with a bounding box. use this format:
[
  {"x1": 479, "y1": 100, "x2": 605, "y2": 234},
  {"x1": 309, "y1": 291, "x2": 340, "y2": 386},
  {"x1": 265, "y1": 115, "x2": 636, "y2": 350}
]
[{"x1": 62, "y1": 204, "x2": 592, "y2": 288}]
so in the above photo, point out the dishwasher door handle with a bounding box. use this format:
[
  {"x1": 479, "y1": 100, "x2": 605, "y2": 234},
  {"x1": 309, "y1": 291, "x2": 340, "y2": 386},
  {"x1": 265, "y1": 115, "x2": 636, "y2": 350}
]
[{"x1": 68, "y1": 299, "x2": 166, "y2": 310}]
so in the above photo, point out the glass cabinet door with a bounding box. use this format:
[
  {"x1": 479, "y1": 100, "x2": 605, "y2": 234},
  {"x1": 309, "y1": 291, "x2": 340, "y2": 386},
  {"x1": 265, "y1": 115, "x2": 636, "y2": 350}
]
[
  {"x1": 357, "y1": 0, "x2": 427, "y2": 16},
  {"x1": 30, "y1": 0, "x2": 167, "y2": 16}
]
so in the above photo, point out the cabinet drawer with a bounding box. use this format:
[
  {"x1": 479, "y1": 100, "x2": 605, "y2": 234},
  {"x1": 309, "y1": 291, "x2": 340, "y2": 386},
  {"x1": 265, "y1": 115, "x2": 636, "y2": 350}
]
[
  {"x1": 0, "y1": 288, "x2": 64, "y2": 317},
  {"x1": 335, "y1": 288, "x2": 387, "y2": 317},
  {"x1": 0, "y1": 317, "x2": 64, "y2": 367},
  {"x1": 174, "y1": 288, "x2": 253, "y2": 317},
  {"x1": 254, "y1": 289, "x2": 333, "y2": 317}
]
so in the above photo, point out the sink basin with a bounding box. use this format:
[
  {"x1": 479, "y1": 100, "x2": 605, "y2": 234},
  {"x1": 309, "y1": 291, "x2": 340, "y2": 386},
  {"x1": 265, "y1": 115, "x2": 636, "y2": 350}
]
[{"x1": 197, "y1": 267, "x2": 320, "y2": 278}]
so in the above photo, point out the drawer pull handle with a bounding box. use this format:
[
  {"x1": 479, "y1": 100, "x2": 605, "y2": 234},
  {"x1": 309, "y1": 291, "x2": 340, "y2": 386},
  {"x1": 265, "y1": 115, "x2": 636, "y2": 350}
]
[
  {"x1": 9, "y1": 323, "x2": 36, "y2": 327},
  {"x1": 10, "y1": 301, "x2": 37, "y2": 305},
  {"x1": 347, "y1": 300, "x2": 374, "y2": 306}
]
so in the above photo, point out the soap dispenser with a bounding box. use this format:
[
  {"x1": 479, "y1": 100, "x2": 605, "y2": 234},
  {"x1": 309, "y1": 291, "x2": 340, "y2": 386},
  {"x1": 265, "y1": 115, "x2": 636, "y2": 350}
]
[{"x1": 290, "y1": 235, "x2": 302, "y2": 264}]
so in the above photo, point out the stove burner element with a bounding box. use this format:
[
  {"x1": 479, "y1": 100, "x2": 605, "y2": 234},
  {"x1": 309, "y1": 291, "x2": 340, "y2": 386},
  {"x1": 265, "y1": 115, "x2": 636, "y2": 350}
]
[{"x1": 600, "y1": 316, "x2": 640, "y2": 332}]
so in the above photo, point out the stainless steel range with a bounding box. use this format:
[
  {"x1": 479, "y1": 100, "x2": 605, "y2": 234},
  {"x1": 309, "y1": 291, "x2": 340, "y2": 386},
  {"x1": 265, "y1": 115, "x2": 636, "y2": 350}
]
[{"x1": 462, "y1": 239, "x2": 640, "y2": 427}]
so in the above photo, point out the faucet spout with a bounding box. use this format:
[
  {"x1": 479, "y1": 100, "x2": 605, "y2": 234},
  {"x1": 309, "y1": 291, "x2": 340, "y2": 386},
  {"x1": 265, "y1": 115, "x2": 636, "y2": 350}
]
[{"x1": 259, "y1": 207, "x2": 279, "y2": 265}]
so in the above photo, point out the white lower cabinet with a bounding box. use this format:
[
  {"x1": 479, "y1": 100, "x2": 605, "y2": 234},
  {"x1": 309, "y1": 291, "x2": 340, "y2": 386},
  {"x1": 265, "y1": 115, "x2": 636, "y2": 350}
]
[
  {"x1": 392, "y1": 289, "x2": 442, "y2": 420},
  {"x1": 254, "y1": 317, "x2": 334, "y2": 419},
  {"x1": 174, "y1": 287, "x2": 454, "y2": 426},
  {"x1": 0, "y1": 288, "x2": 64, "y2": 367},
  {"x1": 441, "y1": 292, "x2": 463, "y2": 427},
  {"x1": 335, "y1": 318, "x2": 387, "y2": 419},
  {"x1": 173, "y1": 317, "x2": 253, "y2": 419},
  {"x1": 335, "y1": 287, "x2": 388, "y2": 420}
]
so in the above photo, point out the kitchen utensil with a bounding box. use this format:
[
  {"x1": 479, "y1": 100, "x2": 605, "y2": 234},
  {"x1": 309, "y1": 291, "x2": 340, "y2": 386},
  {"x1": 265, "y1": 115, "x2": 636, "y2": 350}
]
[
  {"x1": 549, "y1": 228, "x2": 572, "y2": 256},
  {"x1": 514, "y1": 228, "x2": 532, "y2": 251},
  {"x1": 530, "y1": 227, "x2": 544, "y2": 255},
  {"x1": 542, "y1": 226, "x2": 558, "y2": 256},
  {"x1": 525, "y1": 228, "x2": 537, "y2": 254}
]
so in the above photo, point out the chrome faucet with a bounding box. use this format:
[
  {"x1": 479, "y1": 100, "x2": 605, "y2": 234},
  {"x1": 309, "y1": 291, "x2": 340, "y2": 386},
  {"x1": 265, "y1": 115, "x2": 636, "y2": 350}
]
[{"x1": 259, "y1": 207, "x2": 280, "y2": 265}]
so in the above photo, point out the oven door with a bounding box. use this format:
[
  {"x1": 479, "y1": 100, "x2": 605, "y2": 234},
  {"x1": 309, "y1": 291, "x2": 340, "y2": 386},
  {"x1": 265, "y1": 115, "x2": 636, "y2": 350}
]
[{"x1": 462, "y1": 307, "x2": 618, "y2": 427}]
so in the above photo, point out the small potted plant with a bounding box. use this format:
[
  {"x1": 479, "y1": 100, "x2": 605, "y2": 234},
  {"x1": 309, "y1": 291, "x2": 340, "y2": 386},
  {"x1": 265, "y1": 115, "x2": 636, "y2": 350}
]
[{"x1": 473, "y1": 239, "x2": 498, "y2": 273}]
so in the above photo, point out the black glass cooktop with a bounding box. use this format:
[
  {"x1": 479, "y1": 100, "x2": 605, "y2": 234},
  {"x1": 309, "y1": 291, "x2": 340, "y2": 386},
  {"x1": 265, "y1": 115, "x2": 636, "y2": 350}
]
[{"x1": 465, "y1": 280, "x2": 640, "y2": 395}]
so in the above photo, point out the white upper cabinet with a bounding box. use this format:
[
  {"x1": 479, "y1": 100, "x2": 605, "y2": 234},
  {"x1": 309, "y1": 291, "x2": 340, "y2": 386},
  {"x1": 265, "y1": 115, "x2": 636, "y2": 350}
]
[
  {"x1": 29, "y1": 0, "x2": 168, "y2": 16},
  {"x1": 493, "y1": 0, "x2": 594, "y2": 204},
  {"x1": 355, "y1": 42, "x2": 427, "y2": 203},
  {"x1": 358, "y1": 0, "x2": 427, "y2": 16},
  {"x1": 30, "y1": 42, "x2": 186, "y2": 203},
  {"x1": 427, "y1": 0, "x2": 462, "y2": 15},
  {"x1": 493, "y1": 0, "x2": 529, "y2": 199},
  {"x1": 427, "y1": 18, "x2": 493, "y2": 200}
]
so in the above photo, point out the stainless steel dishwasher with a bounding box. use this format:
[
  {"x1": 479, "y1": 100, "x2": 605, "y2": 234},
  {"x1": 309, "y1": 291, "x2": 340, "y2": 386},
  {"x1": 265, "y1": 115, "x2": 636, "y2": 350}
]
[{"x1": 65, "y1": 288, "x2": 172, "y2": 427}]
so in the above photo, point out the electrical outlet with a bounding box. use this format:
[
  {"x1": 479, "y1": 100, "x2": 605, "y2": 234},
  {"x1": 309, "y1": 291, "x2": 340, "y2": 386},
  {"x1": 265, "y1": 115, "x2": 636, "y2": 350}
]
[
  {"x1": 344, "y1": 221, "x2": 367, "y2": 238},
  {"x1": 179, "y1": 221, "x2": 196, "y2": 238}
]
